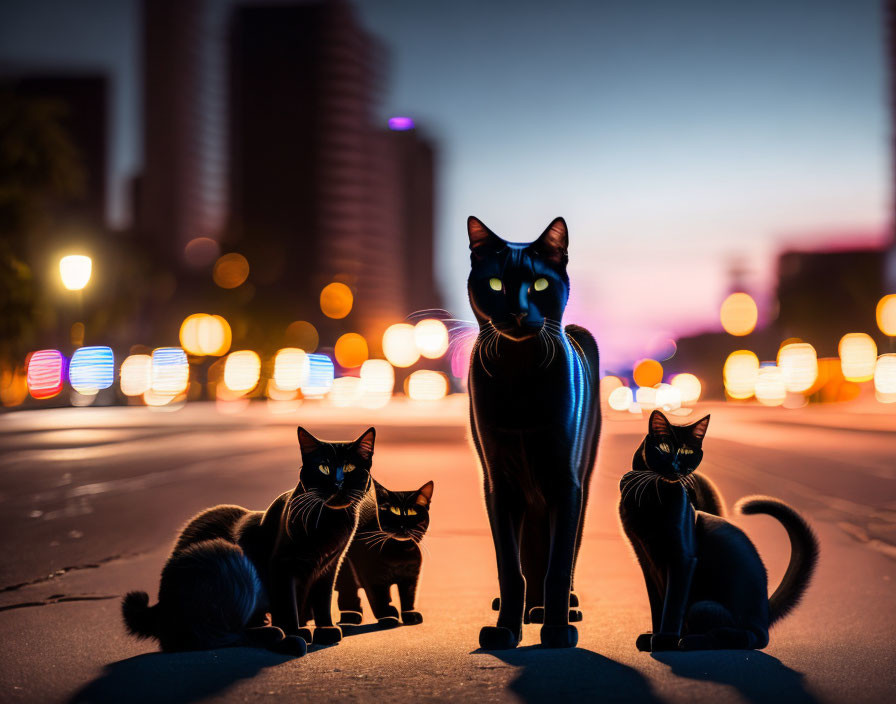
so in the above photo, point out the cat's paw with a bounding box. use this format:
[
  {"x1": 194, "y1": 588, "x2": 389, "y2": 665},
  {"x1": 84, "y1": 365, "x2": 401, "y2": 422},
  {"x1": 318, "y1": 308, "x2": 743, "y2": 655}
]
[
  {"x1": 312, "y1": 626, "x2": 342, "y2": 646},
  {"x1": 401, "y1": 610, "x2": 423, "y2": 625},
  {"x1": 338, "y1": 610, "x2": 363, "y2": 626},
  {"x1": 270, "y1": 634, "x2": 308, "y2": 657},
  {"x1": 636, "y1": 633, "x2": 653, "y2": 651},
  {"x1": 677, "y1": 634, "x2": 716, "y2": 651},
  {"x1": 377, "y1": 616, "x2": 401, "y2": 629},
  {"x1": 540, "y1": 625, "x2": 578, "y2": 649},
  {"x1": 649, "y1": 633, "x2": 680, "y2": 651},
  {"x1": 479, "y1": 626, "x2": 520, "y2": 650},
  {"x1": 296, "y1": 627, "x2": 313, "y2": 643}
]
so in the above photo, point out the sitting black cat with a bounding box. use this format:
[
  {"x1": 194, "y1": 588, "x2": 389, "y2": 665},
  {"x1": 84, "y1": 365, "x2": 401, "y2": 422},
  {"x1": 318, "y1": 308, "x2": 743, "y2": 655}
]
[
  {"x1": 122, "y1": 426, "x2": 375, "y2": 653},
  {"x1": 335, "y1": 479, "x2": 434, "y2": 627},
  {"x1": 619, "y1": 410, "x2": 819, "y2": 651}
]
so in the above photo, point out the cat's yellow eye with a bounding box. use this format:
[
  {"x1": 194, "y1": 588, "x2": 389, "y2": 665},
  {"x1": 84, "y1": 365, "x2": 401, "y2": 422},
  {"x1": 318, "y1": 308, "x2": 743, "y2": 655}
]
[
  {"x1": 658, "y1": 443, "x2": 671, "y2": 453},
  {"x1": 389, "y1": 506, "x2": 401, "y2": 515},
  {"x1": 343, "y1": 463, "x2": 356, "y2": 473},
  {"x1": 318, "y1": 464, "x2": 330, "y2": 475},
  {"x1": 489, "y1": 277, "x2": 502, "y2": 291},
  {"x1": 533, "y1": 277, "x2": 549, "y2": 291},
  {"x1": 680, "y1": 448, "x2": 693, "y2": 455},
  {"x1": 406, "y1": 508, "x2": 417, "y2": 516}
]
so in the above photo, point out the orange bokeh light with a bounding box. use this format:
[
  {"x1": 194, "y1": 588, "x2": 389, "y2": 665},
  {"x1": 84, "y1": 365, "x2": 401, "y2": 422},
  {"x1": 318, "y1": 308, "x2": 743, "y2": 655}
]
[
  {"x1": 320, "y1": 282, "x2": 353, "y2": 319},
  {"x1": 720, "y1": 292, "x2": 758, "y2": 336},
  {"x1": 633, "y1": 359, "x2": 663, "y2": 388},
  {"x1": 213, "y1": 253, "x2": 250, "y2": 289},
  {"x1": 334, "y1": 333, "x2": 369, "y2": 368}
]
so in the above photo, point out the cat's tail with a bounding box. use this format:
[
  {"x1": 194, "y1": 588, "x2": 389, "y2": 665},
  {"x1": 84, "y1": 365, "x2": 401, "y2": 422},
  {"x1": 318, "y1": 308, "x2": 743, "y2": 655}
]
[
  {"x1": 122, "y1": 590, "x2": 158, "y2": 639},
  {"x1": 736, "y1": 496, "x2": 819, "y2": 626}
]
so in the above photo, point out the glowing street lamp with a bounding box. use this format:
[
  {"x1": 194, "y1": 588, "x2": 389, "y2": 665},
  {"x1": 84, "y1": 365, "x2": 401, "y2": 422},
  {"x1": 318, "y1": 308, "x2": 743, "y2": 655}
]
[{"x1": 59, "y1": 255, "x2": 92, "y2": 291}]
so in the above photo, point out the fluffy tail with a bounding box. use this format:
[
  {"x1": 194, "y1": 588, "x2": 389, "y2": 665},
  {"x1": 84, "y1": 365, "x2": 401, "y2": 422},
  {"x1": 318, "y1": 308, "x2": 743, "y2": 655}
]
[
  {"x1": 122, "y1": 590, "x2": 158, "y2": 639},
  {"x1": 736, "y1": 496, "x2": 819, "y2": 625}
]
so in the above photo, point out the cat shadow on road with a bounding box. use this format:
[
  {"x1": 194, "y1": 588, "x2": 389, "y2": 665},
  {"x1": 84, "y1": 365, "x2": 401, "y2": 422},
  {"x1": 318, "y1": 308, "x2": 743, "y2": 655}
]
[
  {"x1": 68, "y1": 648, "x2": 298, "y2": 704},
  {"x1": 475, "y1": 645, "x2": 666, "y2": 703},
  {"x1": 652, "y1": 650, "x2": 819, "y2": 704}
]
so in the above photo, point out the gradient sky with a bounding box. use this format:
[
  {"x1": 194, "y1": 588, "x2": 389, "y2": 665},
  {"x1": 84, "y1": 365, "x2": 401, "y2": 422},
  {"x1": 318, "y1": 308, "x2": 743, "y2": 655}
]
[{"x1": 0, "y1": 0, "x2": 889, "y2": 369}]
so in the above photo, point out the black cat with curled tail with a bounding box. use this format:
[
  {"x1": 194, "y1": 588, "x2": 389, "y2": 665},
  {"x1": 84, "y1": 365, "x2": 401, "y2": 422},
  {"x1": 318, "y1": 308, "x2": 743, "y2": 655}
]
[
  {"x1": 619, "y1": 411, "x2": 819, "y2": 651},
  {"x1": 467, "y1": 216, "x2": 601, "y2": 650},
  {"x1": 122, "y1": 427, "x2": 375, "y2": 653}
]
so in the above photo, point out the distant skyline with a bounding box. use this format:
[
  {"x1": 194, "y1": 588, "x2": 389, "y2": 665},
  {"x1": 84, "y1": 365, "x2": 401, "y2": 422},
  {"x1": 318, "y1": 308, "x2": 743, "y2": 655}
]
[{"x1": 0, "y1": 0, "x2": 889, "y2": 368}]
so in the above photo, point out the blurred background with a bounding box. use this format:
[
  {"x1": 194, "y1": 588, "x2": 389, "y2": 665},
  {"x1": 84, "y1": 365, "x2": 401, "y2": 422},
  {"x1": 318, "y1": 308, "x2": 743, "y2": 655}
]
[{"x1": 0, "y1": 0, "x2": 894, "y2": 413}]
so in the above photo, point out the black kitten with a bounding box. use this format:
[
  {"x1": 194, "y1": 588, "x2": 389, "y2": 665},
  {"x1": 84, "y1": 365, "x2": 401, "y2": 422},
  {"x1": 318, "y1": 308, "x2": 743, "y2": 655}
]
[
  {"x1": 619, "y1": 410, "x2": 819, "y2": 651},
  {"x1": 335, "y1": 479, "x2": 434, "y2": 627},
  {"x1": 467, "y1": 216, "x2": 602, "y2": 650},
  {"x1": 122, "y1": 427, "x2": 375, "y2": 652}
]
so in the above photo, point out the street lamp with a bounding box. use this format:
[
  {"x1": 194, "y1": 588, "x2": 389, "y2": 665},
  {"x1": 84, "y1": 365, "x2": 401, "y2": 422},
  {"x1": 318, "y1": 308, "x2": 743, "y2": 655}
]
[{"x1": 59, "y1": 255, "x2": 92, "y2": 291}]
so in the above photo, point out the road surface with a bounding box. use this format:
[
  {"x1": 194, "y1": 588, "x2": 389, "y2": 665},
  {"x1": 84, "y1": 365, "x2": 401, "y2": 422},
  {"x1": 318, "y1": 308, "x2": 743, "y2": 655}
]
[{"x1": 0, "y1": 398, "x2": 894, "y2": 703}]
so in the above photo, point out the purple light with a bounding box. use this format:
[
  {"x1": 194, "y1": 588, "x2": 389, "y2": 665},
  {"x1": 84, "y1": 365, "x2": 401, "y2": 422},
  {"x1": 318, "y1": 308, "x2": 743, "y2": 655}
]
[{"x1": 388, "y1": 116, "x2": 415, "y2": 131}]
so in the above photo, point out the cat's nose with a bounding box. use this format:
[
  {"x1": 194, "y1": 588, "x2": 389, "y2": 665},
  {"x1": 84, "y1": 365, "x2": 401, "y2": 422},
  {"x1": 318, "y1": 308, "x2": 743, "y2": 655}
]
[{"x1": 512, "y1": 312, "x2": 527, "y2": 325}]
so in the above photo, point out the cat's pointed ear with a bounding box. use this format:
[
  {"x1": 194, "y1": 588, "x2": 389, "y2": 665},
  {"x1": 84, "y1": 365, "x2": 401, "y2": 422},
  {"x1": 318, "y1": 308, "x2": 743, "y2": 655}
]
[
  {"x1": 373, "y1": 479, "x2": 389, "y2": 502},
  {"x1": 297, "y1": 427, "x2": 321, "y2": 457},
  {"x1": 468, "y1": 216, "x2": 505, "y2": 261},
  {"x1": 648, "y1": 410, "x2": 673, "y2": 438},
  {"x1": 689, "y1": 415, "x2": 710, "y2": 443},
  {"x1": 415, "y1": 480, "x2": 434, "y2": 507},
  {"x1": 531, "y1": 217, "x2": 568, "y2": 266},
  {"x1": 352, "y1": 427, "x2": 376, "y2": 463}
]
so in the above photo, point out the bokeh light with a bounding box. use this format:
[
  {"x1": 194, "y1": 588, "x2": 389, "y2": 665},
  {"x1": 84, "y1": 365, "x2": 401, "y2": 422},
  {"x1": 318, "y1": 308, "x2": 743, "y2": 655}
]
[
  {"x1": 59, "y1": 255, "x2": 92, "y2": 291},
  {"x1": 755, "y1": 365, "x2": 786, "y2": 406},
  {"x1": 273, "y1": 348, "x2": 309, "y2": 391},
  {"x1": 388, "y1": 116, "x2": 415, "y2": 130},
  {"x1": 319, "y1": 282, "x2": 353, "y2": 319},
  {"x1": 26, "y1": 350, "x2": 65, "y2": 399},
  {"x1": 360, "y1": 359, "x2": 394, "y2": 408},
  {"x1": 607, "y1": 385, "x2": 633, "y2": 411},
  {"x1": 655, "y1": 383, "x2": 682, "y2": 411},
  {"x1": 414, "y1": 319, "x2": 450, "y2": 359},
  {"x1": 151, "y1": 347, "x2": 189, "y2": 395},
  {"x1": 777, "y1": 342, "x2": 818, "y2": 393},
  {"x1": 876, "y1": 294, "x2": 896, "y2": 336},
  {"x1": 383, "y1": 323, "x2": 420, "y2": 367},
  {"x1": 334, "y1": 333, "x2": 369, "y2": 368},
  {"x1": 184, "y1": 237, "x2": 220, "y2": 268},
  {"x1": 873, "y1": 354, "x2": 896, "y2": 402},
  {"x1": 633, "y1": 358, "x2": 663, "y2": 388},
  {"x1": 407, "y1": 370, "x2": 448, "y2": 401},
  {"x1": 329, "y1": 376, "x2": 362, "y2": 407},
  {"x1": 180, "y1": 314, "x2": 232, "y2": 356},
  {"x1": 1, "y1": 366, "x2": 28, "y2": 407},
  {"x1": 224, "y1": 351, "x2": 261, "y2": 393},
  {"x1": 670, "y1": 373, "x2": 702, "y2": 404},
  {"x1": 302, "y1": 354, "x2": 335, "y2": 397},
  {"x1": 213, "y1": 253, "x2": 250, "y2": 289},
  {"x1": 120, "y1": 354, "x2": 152, "y2": 396},
  {"x1": 635, "y1": 386, "x2": 657, "y2": 409},
  {"x1": 723, "y1": 350, "x2": 760, "y2": 400},
  {"x1": 600, "y1": 375, "x2": 623, "y2": 404},
  {"x1": 838, "y1": 333, "x2": 877, "y2": 382},
  {"x1": 285, "y1": 320, "x2": 319, "y2": 352},
  {"x1": 69, "y1": 346, "x2": 115, "y2": 393},
  {"x1": 720, "y1": 292, "x2": 758, "y2": 336}
]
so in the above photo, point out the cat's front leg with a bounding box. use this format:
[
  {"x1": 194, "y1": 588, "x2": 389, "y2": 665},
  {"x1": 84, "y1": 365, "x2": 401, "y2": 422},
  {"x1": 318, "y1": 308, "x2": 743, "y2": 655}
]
[
  {"x1": 309, "y1": 568, "x2": 342, "y2": 646},
  {"x1": 268, "y1": 568, "x2": 301, "y2": 636},
  {"x1": 540, "y1": 484, "x2": 582, "y2": 649},
  {"x1": 398, "y1": 578, "x2": 422, "y2": 625}
]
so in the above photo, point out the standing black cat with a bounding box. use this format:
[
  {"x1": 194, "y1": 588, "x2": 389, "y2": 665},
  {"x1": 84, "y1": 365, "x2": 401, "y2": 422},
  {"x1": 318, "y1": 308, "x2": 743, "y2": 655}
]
[
  {"x1": 619, "y1": 411, "x2": 819, "y2": 651},
  {"x1": 122, "y1": 426, "x2": 375, "y2": 652},
  {"x1": 467, "y1": 216, "x2": 601, "y2": 650},
  {"x1": 335, "y1": 479, "x2": 434, "y2": 626}
]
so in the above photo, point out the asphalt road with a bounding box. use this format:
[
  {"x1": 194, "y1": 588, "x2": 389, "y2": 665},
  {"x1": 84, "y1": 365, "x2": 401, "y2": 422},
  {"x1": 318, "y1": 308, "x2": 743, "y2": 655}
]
[{"x1": 0, "y1": 398, "x2": 894, "y2": 703}]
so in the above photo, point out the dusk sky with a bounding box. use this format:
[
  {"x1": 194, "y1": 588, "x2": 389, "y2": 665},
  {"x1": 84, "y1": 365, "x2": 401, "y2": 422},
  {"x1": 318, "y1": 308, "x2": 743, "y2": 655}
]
[{"x1": 0, "y1": 0, "x2": 889, "y2": 369}]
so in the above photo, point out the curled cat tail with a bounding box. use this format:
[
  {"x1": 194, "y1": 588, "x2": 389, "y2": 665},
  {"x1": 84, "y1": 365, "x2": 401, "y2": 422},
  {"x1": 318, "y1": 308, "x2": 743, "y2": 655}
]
[
  {"x1": 736, "y1": 496, "x2": 819, "y2": 626},
  {"x1": 122, "y1": 590, "x2": 157, "y2": 639}
]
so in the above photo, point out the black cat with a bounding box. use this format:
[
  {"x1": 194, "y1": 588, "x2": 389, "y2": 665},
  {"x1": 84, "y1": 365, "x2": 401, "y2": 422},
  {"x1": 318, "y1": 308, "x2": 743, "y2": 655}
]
[
  {"x1": 122, "y1": 426, "x2": 376, "y2": 653},
  {"x1": 335, "y1": 479, "x2": 434, "y2": 627},
  {"x1": 467, "y1": 216, "x2": 601, "y2": 650},
  {"x1": 619, "y1": 410, "x2": 819, "y2": 651}
]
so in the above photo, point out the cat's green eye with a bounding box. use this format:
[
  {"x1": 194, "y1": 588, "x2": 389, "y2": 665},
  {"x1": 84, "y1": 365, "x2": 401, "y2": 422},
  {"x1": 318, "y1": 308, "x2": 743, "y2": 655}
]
[
  {"x1": 658, "y1": 443, "x2": 671, "y2": 453},
  {"x1": 389, "y1": 506, "x2": 402, "y2": 515},
  {"x1": 406, "y1": 507, "x2": 417, "y2": 516},
  {"x1": 488, "y1": 277, "x2": 502, "y2": 291},
  {"x1": 318, "y1": 464, "x2": 330, "y2": 475},
  {"x1": 680, "y1": 448, "x2": 693, "y2": 456},
  {"x1": 343, "y1": 463, "x2": 356, "y2": 473},
  {"x1": 533, "y1": 277, "x2": 549, "y2": 291}
]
